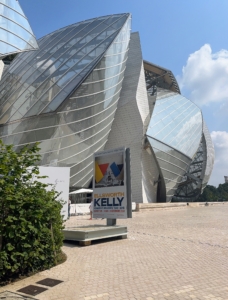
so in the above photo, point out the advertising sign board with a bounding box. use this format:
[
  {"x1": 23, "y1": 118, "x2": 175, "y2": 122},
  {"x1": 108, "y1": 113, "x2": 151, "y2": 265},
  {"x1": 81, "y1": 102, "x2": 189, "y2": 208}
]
[
  {"x1": 93, "y1": 147, "x2": 131, "y2": 219},
  {"x1": 37, "y1": 167, "x2": 70, "y2": 220}
]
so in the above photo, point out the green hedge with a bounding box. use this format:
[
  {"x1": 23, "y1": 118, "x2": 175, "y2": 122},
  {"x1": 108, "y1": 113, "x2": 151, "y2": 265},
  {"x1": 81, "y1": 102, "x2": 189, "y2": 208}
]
[{"x1": 0, "y1": 141, "x2": 64, "y2": 282}]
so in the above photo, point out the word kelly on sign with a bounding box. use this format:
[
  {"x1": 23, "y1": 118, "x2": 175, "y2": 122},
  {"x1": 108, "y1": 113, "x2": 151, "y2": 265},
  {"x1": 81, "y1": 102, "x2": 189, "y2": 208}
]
[{"x1": 94, "y1": 192, "x2": 124, "y2": 207}]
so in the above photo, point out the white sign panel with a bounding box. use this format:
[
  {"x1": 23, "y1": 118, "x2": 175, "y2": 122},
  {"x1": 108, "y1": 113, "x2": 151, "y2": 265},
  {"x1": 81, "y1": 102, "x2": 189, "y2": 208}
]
[
  {"x1": 38, "y1": 167, "x2": 70, "y2": 220},
  {"x1": 93, "y1": 148, "x2": 127, "y2": 219}
]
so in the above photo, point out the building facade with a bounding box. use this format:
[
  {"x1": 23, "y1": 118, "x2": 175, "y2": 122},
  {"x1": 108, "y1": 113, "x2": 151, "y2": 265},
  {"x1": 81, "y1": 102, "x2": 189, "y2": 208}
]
[
  {"x1": 0, "y1": 13, "x2": 215, "y2": 202},
  {"x1": 0, "y1": 0, "x2": 38, "y2": 78}
]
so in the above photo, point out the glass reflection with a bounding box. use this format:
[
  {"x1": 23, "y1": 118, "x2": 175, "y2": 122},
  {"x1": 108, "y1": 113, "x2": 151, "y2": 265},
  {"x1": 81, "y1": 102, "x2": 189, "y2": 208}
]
[
  {"x1": 147, "y1": 136, "x2": 191, "y2": 200},
  {"x1": 0, "y1": 13, "x2": 130, "y2": 123},
  {"x1": 0, "y1": 14, "x2": 131, "y2": 188},
  {"x1": 0, "y1": 0, "x2": 38, "y2": 56},
  {"x1": 147, "y1": 93, "x2": 202, "y2": 158}
]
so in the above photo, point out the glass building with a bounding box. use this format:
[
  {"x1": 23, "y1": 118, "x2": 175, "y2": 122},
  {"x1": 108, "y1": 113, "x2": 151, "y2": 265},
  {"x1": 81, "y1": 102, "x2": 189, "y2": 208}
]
[
  {"x1": 0, "y1": 0, "x2": 38, "y2": 80},
  {"x1": 0, "y1": 0, "x2": 38, "y2": 58},
  {"x1": 0, "y1": 13, "x2": 214, "y2": 202}
]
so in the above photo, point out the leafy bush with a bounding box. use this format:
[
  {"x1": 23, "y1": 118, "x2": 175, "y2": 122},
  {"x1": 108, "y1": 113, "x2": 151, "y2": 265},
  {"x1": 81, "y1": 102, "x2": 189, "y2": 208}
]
[{"x1": 0, "y1": 141, "x2": 64, "y2": 282}]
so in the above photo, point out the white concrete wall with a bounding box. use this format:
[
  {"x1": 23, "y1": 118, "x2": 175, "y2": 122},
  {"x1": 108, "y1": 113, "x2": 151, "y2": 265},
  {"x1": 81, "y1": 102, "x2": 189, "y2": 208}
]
[
  {"x1": 0, "y1": 60, "x2": 4, "y2": 81},
  {"x1": 141, "y1": 147, "x2": 160, "y2": 203}
]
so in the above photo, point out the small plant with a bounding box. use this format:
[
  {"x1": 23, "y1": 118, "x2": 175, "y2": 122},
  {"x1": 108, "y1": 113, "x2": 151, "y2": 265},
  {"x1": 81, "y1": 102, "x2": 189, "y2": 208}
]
[{"x1": 0, "y1": 141, "x2": 64, "y2": 282}]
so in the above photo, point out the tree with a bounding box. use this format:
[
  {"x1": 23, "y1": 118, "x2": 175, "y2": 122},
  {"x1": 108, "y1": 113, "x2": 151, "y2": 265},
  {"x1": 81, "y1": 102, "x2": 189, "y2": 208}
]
[
  {"x1": 0, "y1": 141, "x2": 64, "y2": 282},
  {"x1": 198, "y1": 183, "x2": 228, "y2": 202}
]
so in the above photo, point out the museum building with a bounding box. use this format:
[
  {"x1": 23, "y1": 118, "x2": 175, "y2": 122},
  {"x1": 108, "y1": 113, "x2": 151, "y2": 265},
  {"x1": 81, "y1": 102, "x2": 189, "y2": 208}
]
[
  {"x1": 0, "y1": 0, "x2": 38, "y2": 78},
  {"x1": 0, "y1": 11, "x2": 215, "y2": 202}
]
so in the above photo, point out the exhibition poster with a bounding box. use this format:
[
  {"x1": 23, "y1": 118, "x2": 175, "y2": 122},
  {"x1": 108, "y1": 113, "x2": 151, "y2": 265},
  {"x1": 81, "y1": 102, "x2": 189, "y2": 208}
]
[{"x1": 93, "y1": 147, "x2": 130, "y2": 219}]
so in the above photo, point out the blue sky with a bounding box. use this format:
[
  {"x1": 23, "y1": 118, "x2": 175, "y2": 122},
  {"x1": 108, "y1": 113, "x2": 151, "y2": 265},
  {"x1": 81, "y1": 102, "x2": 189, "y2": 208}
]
[{"x1": 20, "y1": 0, "x2": 228, "y2": 187}]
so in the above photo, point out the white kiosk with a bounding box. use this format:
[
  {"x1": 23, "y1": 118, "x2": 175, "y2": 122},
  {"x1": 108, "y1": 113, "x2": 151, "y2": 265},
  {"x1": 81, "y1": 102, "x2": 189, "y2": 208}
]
[{"x1": 38, "y1": 166, "x2": 70, "y2": 221}]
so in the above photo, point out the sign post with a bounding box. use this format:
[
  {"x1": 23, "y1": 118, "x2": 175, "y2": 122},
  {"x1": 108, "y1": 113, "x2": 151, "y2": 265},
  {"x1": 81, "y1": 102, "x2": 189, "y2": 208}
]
[
  {"x1": 93, "y1": 147, "x2": 131, "y2": 224},
  {"x1": 63, "y1": 150, "x2": 130, "y2": 245}
]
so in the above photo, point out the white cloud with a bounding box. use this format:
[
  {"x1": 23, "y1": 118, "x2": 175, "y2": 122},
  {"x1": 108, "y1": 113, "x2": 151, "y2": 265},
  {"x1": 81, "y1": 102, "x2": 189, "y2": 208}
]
[
  {"x1": 209, "y1": 131, "x2": 228, "y2": 186},
  {"x1": 177, "y1": 45, "x2": 228, "y2": 186},
  {"x1": 178, "y1": 44, "x2": 228, "y2": 106}
]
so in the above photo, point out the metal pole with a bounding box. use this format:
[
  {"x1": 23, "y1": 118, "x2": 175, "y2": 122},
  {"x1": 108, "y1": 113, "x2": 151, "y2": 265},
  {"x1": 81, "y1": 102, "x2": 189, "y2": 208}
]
[
  {"x1": 107, "y1": 219, "x2": 116, "y2": 226},
  {"x1": 126, "y1": 148, "x2": 132, "y2": 218}
]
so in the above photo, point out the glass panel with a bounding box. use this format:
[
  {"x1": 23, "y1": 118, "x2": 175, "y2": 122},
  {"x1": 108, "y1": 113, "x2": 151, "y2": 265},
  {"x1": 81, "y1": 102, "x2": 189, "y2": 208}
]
[
  {"x1": 41, "y1": 122, "x2": 112, "y2": 164},
  {"x1": 147, "y1": 93, "x2": 202, "y2": 158},
  {"x1": 147, "y1": 136, "x2": 192, "y2": 199},
  {"x1": 66, "y1": 80, "x2": 123, "y2": 111},
  {"x1": 0, "y1": 13, "x2": 130, "y2": 124},
  {"x1": 4, "y1": 106, "x2": 116, "y2": 147},
  {"x1": 24, "y1": 32, "x2": 120, "y2": 116},
  {"x1": 73, "y1": 69, "x2": 124, "y2": 97},
  {"x1": 0, "y1": 16, "x2": 37, "y2": 48},
  {"x1": 20, "y1": 33, "x2": 118, "y2": 117},
  {"x1": 0, "y1": 28, "x2": 32, "y2": 50},
  {"x1": 9, "y1": 95, "x2": 39, "y2": 121},
  {"x1": 0, "y1": 40, "x2": 18, "y2": 54},
  {"x1": 85, "y1": 60, "x2": 126, "y2": 83},
  {"x1": 0, "y1": 4, "x2": 32, "y2": 34},
  {"x1": 0, "y1": 84, "x2": 28, "y2": 119},
  {"x1": 96, "y1": 51, "x2": 128, "y2": 69}
]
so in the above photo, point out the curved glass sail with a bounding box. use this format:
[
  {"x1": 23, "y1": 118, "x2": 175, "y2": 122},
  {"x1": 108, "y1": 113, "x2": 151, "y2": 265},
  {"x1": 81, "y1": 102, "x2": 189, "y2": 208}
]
[
  {"x1": 147, "y1": 136, "x2": 192, "y2": 201},
  {"x1": 172, "y1": 120, "x2": 214, "y2": 201},
  {"x1": 0, "y1": 13, "x2": 131, "y2": 188},
  {"x1": 0, "y1": 0, "x2": 38, "y2": 58},
  {"x1": 147, "y1": 90, "x2": 202, "y2": 158},
  {"x1": 146, "y1": 89, "x2": 203, "y2": 201},
  {"x1": 172, "y1": 136, "x2": 207, "y2": 201},
  {"x1": 0, "y1": 13, "x2": 130, "y2": 124}
]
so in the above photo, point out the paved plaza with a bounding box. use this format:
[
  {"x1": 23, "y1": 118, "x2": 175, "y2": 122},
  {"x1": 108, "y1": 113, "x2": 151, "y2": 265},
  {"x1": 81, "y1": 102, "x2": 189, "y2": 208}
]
[{"x1": 1, "y1": 205, "x2": 228, "y2": 300}]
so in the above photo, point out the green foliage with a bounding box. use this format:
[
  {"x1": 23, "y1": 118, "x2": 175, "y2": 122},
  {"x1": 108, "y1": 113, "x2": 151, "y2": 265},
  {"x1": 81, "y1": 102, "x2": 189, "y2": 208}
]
[
  {"x1": 198, "y1": 183, "x2": 228, "y2": 202},
  {"x1": 0, "y1": 141, "x2": 64, "y2": 282},
  {"x1": 2, "y1": 54, "x2": 17, "y2": 64}
]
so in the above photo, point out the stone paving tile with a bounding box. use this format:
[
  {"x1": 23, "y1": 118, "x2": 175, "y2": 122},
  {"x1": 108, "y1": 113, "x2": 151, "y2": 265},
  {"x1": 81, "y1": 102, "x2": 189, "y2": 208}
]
[{"x1": 1, "y1": 206, "x2": 228, "y2": 299}]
